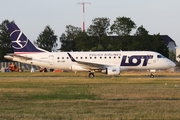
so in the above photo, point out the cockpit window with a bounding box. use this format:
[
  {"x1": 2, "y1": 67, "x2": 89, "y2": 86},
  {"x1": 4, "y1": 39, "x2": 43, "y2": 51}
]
[{"x1": 157, "y1": 55, "x2": 165, "y2": 58}]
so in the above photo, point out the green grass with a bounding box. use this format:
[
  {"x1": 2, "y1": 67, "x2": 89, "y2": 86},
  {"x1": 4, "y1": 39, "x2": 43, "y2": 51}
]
[{"x1": 0, "y1": 72, "x2": 180, "y2": 119}]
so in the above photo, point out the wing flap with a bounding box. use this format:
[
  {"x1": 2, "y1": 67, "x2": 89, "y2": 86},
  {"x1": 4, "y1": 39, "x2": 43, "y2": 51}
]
[
  {"x1": 77, "y1": 61, "x2": 107, "y2": 69},
  {"x1": 67, "y1": 52, "x2": 109, "y2": 70}
]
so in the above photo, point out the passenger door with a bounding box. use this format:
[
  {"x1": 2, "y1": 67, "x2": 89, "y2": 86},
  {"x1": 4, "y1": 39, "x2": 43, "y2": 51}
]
[{"x1": 49, "y1": 55, "x2": 54, "y2": 65}]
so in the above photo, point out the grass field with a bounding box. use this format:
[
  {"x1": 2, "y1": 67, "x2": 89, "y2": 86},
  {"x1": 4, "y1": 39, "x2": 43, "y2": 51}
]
[{"x1": 0, "y1": 71, "x2": 180, "y2": 119}]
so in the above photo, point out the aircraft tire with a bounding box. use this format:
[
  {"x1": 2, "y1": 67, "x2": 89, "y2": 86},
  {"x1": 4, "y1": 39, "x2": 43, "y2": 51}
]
[
  {"x1": 89, "y1": 72, "x2": 94, "y2": 78},
  {"x1": 150, "y1": 74, "x2": 154, "y2": 78}
]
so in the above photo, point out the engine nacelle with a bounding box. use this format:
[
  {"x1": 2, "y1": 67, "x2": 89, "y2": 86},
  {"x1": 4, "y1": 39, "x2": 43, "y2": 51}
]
[{"x1": 105, "y1": 66, "x2": 121, "y2": 75}]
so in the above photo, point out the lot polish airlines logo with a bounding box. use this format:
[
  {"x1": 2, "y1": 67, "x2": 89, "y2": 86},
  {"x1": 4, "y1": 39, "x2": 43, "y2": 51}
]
[
  {"x1": 121, "y1": 55, "x2": 153, "y2": 66},
  {"x1": 10, "y1": 30, "x2": 28, "y2": 49}
]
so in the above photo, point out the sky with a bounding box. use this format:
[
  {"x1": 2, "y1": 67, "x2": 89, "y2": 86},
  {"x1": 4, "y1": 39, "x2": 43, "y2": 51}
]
[{"x1": 1, "y1": 0, "x2": 180, "y2": 48}]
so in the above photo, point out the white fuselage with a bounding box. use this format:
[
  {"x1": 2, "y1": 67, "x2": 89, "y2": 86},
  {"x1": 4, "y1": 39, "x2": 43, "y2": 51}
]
[{"x1": 10, "y1": 51, "x2": 175, "y2": 72}]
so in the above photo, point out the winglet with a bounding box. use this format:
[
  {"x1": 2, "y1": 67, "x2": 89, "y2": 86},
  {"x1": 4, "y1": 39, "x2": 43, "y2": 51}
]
[
  {"x1": 67, "y1": 53, "x2": 76, "y2": 62},
  {"x1": 7, "y1": 22, "x2": 48, "y2": 54}
]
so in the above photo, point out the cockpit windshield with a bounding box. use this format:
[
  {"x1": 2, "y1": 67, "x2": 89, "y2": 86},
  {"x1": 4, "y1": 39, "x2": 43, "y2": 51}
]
[{"x1": 157, "y1": 54, "x2": 165, "y2": 58}]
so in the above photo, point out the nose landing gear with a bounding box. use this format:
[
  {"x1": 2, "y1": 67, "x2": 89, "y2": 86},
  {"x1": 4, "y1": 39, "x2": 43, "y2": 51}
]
[
  {"x1": 89, "y1": 72, "x2": 94, "y2": 78},
  {"x1": 150, "y1": 73, "x2": 154, "y2": 78}
]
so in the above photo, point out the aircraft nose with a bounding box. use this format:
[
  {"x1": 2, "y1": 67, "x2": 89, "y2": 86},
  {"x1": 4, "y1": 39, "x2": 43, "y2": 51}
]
[{"x1": 170, "y1": 61, "x2": 176, "y2": 68}]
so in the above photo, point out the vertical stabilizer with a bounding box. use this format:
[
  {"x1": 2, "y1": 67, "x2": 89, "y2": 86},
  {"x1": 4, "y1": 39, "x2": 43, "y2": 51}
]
[{"x1": 7, "y1": 22, "x2": 47, "y2": 53}]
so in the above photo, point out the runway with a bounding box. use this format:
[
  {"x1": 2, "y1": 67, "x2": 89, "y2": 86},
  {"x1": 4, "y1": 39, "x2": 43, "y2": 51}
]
[{"x1": 1, "y1": 75, "x2": 180, "y2": 79}]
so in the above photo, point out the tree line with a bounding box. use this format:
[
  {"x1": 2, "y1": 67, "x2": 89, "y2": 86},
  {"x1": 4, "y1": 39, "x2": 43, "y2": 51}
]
[
  {"x1": 60, "y1": 17, "x2": 168, "y2": 58},
  {"x1": 0, "y1": 17, "x2": 170, "y2": 62}
]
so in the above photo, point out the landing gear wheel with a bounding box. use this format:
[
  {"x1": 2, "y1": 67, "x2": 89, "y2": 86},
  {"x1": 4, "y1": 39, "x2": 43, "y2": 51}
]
[
  {"x1": 150, "y1": 73, "x2": 154, "y2": 78},
  {"x1": 89, "y1": 72, "x2": 94, "y2": 78}
]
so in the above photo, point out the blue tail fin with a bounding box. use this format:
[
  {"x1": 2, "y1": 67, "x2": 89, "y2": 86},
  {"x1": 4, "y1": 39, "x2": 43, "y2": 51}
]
[{"x1": 7, "y1": 22, "x2": 47, "y2": 53}]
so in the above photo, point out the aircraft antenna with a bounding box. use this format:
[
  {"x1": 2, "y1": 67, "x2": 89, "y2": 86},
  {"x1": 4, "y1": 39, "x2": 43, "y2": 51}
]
[{"x1": 77, "y1": 2, "x2": 91, "y2": 31}]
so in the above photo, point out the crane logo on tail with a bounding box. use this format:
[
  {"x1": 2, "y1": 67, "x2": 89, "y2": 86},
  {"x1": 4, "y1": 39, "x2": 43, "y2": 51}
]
[{"x1": 10, "y1": 30, "x2": 28, "y2": 49}]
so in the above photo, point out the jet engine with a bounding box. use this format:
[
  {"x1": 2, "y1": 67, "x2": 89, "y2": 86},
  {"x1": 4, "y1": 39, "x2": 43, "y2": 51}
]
[{"x1": 105, "y1": 66, "x2": 121, "y2": 75}]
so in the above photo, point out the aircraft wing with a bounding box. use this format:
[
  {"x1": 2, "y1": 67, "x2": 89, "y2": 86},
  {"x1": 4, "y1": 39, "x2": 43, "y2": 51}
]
[
  {"x1": 77, "y1": 61, "x2": 108, "y2": 69},
  {"x1": 67, "y1": 53, "x2": 109, "y2": 70}
]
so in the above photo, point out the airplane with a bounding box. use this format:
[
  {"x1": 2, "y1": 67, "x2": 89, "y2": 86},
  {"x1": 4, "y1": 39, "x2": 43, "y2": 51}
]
[{"x1": 4, "y1": 22, "x2": 176, "y2": 78}]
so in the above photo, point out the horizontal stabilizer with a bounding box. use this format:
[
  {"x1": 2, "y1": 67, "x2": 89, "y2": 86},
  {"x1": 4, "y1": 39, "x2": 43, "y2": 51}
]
[{"x1": 4, "y1": 53, "x2": 32, "y2": 61}]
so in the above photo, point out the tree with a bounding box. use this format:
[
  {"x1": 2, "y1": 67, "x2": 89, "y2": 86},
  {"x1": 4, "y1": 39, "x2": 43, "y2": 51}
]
[
  {"x1": 0, "y1": 20, "x2": 13, "y2": 61},
  {"x1": 110, "y1": 17, "x2": 136, "y2": 51},
  {"x1": 131, "y1": 25, "x2": 151, "y2": 50},
  {"x1": 60, "y1": 25, "x2": 81, "y2": 51},
  {"x1": 75, "y1": 31, "x2": 95, "y2": 51},
  {"x1": 135, "y1": 25, "x2": 148, "y2": 36},
  {"x1": 87, "y1": 17, "x2": 110, "y2": 44},
  {"x1": 34, "y1": 25, "x2": 57, "y2": 52},
  {"x1": 110, "y1": 16, "x2": 136, "y2": 36},
  {"x1": 169, "y1": 50, "x2": 176, "y2": 62},
  {"x1": 150, "y1": 34, "x2": 169, "y2": 57},
  {"x1": 91, "y1": 44, "x2": 104, "y2": 51}
]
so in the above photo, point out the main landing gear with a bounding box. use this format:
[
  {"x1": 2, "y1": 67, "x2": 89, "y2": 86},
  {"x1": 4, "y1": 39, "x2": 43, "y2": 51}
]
[{"x1": 89, "y1": 72, "x2": 94, "y2": 78}]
